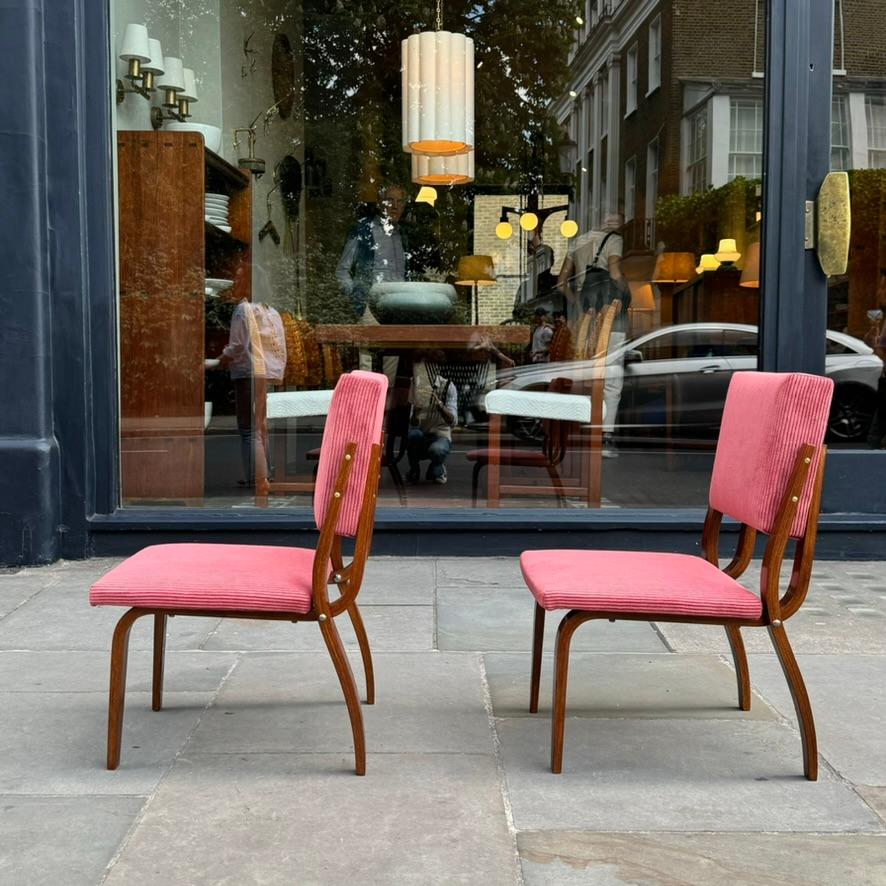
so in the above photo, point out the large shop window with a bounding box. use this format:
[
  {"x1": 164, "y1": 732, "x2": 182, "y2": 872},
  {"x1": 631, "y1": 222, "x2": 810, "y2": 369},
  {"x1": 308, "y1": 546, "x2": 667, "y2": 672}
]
[{"x1": 108, "y1": 1, "x2": 882, "y2": 514}]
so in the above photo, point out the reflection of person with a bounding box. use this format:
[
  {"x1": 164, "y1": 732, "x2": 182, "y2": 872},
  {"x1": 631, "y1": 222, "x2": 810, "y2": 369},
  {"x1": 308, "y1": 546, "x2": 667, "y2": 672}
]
[
  {"x1": 557, "y1": 214, "x2": 628, "y2": 331},
  {"x1": 865, "y1": 306, "x2": 886, "y2": 449},
  {"x1": 218, "y1": 299, "x2": 286, "y2": 489},
  {"x1": 407, "y1": 354, "x2": 458, "y2": 485},
  {"x1": 515, "y1": 232, "x2": 558, "y2": 313},
  {"x1": 530, "y1": 307, "x2": 554, "y2": 363},
  {"x1": 335, "y1": 184, "x2": 410, "y2": 375},
  {"x1": 549, "y1": 311, "x2": 573, "y2": 362}
]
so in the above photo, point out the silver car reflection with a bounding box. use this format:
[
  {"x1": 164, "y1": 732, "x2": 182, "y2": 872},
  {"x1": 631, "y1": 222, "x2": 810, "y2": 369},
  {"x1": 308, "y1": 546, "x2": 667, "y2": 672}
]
[{"x1": 496, "y1": 323, "x2": 883, "y2": 443}]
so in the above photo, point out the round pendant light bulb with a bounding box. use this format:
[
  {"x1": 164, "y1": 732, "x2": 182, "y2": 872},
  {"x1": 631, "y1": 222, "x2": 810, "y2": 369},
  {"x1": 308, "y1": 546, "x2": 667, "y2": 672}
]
[
  {"x1": 519, "y1": 212, "x2": 539, "y2": 232},
  {"x1": 496, "y1": 221, "x2": 513, "y2": 240},
  {"x1": 560, "y1": 219, "x2": 579, "y2": 239}
]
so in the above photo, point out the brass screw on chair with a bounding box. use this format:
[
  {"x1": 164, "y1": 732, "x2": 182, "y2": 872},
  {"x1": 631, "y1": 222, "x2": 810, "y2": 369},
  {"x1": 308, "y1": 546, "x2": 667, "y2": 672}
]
[
  {"x1": 791, "y1": 496, "x2": 799, "y2": 503},
  {"x1": 334, "y1": 491, "x2": 342, "y2": 499},
  {"x1": 345, "y1": 454, "x2": 353, "y2": 461},
  {"x1": 333, "y1": 573, "x2": 343, "y2": 582},
  {"x1": 318, "y1": 613, "x2": 328, "y2": 622},
  {"x1": 772, "y1": 619, "x2": 782, "y2": 627}
]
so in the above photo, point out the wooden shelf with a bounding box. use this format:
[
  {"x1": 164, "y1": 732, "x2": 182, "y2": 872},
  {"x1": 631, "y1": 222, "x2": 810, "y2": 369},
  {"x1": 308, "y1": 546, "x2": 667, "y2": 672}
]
[
  {"x1": 205, "y1": 221, "x2": 248, "y2": 250},
  {"x1": 204, "y1": 148, "x2": 249, "y2": 192}
]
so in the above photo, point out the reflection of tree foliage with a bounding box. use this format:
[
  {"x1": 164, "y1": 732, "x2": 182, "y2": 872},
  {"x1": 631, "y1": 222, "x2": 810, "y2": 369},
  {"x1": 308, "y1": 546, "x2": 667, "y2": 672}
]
[
  {"x1": 301, "y1": 1, "x2": 576, "y2": 316},
  {"x1": 656, "y1": 179, "x2": 758, "y2": 254}
]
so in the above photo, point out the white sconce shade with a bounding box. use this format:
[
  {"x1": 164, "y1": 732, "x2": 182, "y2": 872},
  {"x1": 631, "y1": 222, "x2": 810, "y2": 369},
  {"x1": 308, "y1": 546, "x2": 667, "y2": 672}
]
[
  {"x1": 411, "y1": 150, "x2": 474, "y2": 185},
  {"x1": 715, "y1": 238, "x2": 741, "y2": 263},
  {"x1": 560, "y1": 219, "x2": 579, "y2": 239},
  {"x1": 180, "y1": 68, "x2": 198, "y2": 102},
  {"x1": 402, "y1": 31, "x2": 474, "y2": 156},
  {"x1": 142, "y1": 39, "x2": 165, "y2": 74},
  {"x1": 496, "y1": 221, "x2": 513, "y2": 240},
  {"x1": 157, "y1": 57, "x2": 185, "y2": 93},
  {"x1": 519, "y1": 212, "x2": 539, "y2": 232},
  {"x1": 120, "y1": 24, "x2": 150, "y2": 62}
]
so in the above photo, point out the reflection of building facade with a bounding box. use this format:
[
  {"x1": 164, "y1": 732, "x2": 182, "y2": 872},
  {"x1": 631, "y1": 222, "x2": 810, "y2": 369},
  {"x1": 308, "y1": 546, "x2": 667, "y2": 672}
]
[{"x1": 559, "y1": 1, "x2": 886, "y2": 274}]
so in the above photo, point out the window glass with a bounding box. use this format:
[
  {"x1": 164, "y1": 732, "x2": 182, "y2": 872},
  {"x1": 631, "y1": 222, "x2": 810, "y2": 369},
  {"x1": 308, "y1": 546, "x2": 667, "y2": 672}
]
[
  {"x1": 109, "y1": 0, "x2": 771, "y2": 512},
  {"x1": 831, "y1": 94, "x2": 851, "y2": 171},
  {"x1": 865, "y1": 96, "x2": 886, "y2": 168}
]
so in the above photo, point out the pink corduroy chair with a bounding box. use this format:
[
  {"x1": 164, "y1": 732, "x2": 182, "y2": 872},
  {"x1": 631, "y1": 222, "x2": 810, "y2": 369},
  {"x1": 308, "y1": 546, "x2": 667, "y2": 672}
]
[
  {"x1": 90, "y1": 370, "x2": 388, "y2": 776},
  {"x1": 521, "y1": 371, "x2": 834, "y2": 779}
]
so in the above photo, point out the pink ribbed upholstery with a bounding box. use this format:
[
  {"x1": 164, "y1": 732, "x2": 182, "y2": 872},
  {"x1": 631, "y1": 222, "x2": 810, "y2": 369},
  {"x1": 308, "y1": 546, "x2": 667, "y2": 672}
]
[
  {"x1": 90, "y1": 543, "x2": 314, "y2": 613},
  {"x1": 710, "y1": 372, "x2": 833, "y2": 538},
  {"x1": 520, "y1": 550, "x2": 762, "y2": 619},
  {"x1": 313, "y1": 371, "x2": 387, "y2": 537}
]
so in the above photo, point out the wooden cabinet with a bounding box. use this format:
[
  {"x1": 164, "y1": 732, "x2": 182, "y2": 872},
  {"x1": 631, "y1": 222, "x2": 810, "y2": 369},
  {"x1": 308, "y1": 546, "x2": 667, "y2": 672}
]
[{"x1": 117, "y1": 131, "x2": 251, "y2": 504}]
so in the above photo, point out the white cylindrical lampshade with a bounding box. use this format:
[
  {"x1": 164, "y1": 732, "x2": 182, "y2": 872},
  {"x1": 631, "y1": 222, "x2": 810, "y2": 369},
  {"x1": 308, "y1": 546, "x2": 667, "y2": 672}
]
[
  {"x1": 120, "y1": 24, "x2": 150, "y2": 62},
  {"x1": 402, "y1": 31, "x2": 474, "y2": 156},
  {"x1": 180, "y1": 68, "x2": 198, "y2": 102},
  {"x1": 157, "y1": 57, "x2": 185, "y2": 92},
  {"x1": 142, "y1": 38, "x2": 165, "y2": 74},
  {"x1": 411, "y1": 151, "x2": 474, "y2": 185}
]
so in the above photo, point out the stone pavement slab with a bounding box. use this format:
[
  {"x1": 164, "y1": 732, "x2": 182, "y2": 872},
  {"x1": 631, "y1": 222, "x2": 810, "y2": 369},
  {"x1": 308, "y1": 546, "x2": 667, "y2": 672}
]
[
  {"x1": 0, "y1": 690, "x2": 215, "y2": 795},
  {"x1": 0, "y1": 796, "x2": 145, "y2": 886},
  {"x1": 188, "y1": 651, "x2": 493, "y2": 755},
  {"x1": 748, "y1": 653, "x2": 886, "y2": 785},
  {"x1": 357, "y1": 558, "x2": 436, "y2": 604},
  {"x1": 437, "y1": 587, "x2": 667, "y2": 652},
  {"x1": 495, "y1": 717, "x2": 882, "y2": 832},
  {"x1": 517, "y1": 831, "x2": 886, "y2": 886},
  {"x1": 484, "y1": 652, "x2": 777, "y2": 720},
  {"x1": 102, "y1": 752, "x2": 519, "y2": 886}
]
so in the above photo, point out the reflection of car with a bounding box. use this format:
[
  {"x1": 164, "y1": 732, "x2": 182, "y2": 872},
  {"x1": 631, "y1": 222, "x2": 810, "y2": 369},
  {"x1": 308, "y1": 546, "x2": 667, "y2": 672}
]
[{"x1": 497, "y1": 323, "x2": 883, "y2": 443}]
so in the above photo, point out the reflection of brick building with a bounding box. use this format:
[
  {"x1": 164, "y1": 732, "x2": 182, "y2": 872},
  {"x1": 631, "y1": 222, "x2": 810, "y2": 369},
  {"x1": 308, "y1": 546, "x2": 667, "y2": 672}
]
[{"x1": 557, "y1": 0, "x2": 886, "y2": 278}]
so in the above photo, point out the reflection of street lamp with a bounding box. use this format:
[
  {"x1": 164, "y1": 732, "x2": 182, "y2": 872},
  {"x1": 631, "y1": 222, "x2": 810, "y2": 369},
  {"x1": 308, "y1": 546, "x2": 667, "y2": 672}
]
[{"x1": 496, "y1": 204, "x2": 570, "y2": 241}]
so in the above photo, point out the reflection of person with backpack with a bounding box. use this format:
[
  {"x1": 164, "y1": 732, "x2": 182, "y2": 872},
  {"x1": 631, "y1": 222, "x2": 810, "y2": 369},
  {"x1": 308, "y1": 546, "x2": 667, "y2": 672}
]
[
  {"x1": 556, "y1": 213, "x2": 628, "y2": 331},
  {"x1": 407, "y1": 353, "x2": 458, "y2": 485}
]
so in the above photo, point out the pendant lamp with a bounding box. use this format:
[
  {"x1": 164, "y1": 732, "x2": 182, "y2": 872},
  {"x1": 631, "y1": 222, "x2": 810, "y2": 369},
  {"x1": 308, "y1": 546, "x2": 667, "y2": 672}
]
[
  {"x1": 412, "y1": 151, "x2": 474, "y2": 185},
  {"x1": 402, "y1": 0, "x2": 474, "y2": 156}
]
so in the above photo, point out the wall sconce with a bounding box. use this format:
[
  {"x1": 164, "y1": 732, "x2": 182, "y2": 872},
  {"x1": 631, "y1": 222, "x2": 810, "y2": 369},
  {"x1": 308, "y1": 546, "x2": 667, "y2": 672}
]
[
  {"x1": 234, "y1": 127, "x2": 266, "y2": 177},
  {"x1": 715, "y1": 238, "x2": 741, "y2": 266},
  {"x1": 145, "y1": 58, "x2": 193, "y2": 129},
  {"x1": 116, "y1": 24, "x2": 158, "y2": 103}
]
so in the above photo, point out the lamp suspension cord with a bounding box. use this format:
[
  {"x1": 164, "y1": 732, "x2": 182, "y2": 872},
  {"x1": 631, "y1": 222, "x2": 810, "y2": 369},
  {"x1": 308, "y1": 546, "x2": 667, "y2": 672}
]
[{"x1": 436, "y1": 0, "x2": 443, "y2": 31}]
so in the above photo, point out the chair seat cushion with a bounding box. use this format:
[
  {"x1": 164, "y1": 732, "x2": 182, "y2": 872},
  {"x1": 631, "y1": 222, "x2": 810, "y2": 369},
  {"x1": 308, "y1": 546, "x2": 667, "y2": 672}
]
[
  {"x1": 520, "y1": 550, "x2": 762, "y2": 620},
  {"x1": 90, "y1": 544, "x2": 315, "y2": 614},
  {"x1": 465, "y1": 448, "x2": 549, "y2": 466}
]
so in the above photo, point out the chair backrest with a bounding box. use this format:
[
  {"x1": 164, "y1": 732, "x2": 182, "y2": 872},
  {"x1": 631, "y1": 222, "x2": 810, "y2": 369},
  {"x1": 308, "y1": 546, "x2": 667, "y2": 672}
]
[
  {"x1": 313, "y1": 370, "x2": 388, "y2": 537},
  {"x1": 709, "y1": 372, "x2": 834, "y2": 539}
]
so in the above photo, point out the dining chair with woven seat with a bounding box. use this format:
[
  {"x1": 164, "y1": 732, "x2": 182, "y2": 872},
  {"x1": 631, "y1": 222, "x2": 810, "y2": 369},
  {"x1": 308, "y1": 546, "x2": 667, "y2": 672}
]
[
  {"x1": 89, "y1": 370, "x2": 388, "y2": 776},
  {"x1": 520, "y1": 371, "x2": 834, "y2": 779}
]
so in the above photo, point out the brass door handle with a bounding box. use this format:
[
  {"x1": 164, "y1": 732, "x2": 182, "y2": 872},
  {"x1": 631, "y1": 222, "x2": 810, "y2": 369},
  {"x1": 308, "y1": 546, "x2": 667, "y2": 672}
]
[{"x1": 813, "y1": 171, "x2": 851, "y2": 276}]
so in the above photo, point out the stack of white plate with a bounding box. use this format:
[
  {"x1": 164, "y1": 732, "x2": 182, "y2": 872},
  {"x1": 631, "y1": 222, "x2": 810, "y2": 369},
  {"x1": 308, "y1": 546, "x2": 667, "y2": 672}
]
[{"x1": 205, "y1": 193, "x2": 232, "y2": 233}]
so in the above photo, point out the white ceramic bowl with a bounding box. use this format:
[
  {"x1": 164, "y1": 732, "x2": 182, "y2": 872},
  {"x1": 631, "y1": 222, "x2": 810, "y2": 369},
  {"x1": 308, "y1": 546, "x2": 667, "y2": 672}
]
[{"x1": 165, "y1": 122, "x2": 222, "y2": 154}]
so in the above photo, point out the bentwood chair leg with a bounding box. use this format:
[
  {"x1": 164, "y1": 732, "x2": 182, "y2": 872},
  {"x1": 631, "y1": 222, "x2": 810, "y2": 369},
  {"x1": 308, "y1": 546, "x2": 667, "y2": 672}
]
[
  {"x1": 768, "y1": 622, "x2": 818, "y2": 781},
  {"x1": 551, "y1": 611, "x2": 585, "y2": 774},
  {"x1": 107, "y1": 608, "x2": 145, "y2": 771},
  {"x1": 347, "y1": 603, "x2": 375, "y2": 705},
  {"x1": 724, "y1": 625, "x2": 751, "y2": 712},
  {"x1": 152, "y1": 612, "x2": 168, "y2": 712},
  {"x1": 319, "y1": 615, "x2": 367, "y2": 776},
  {"x1": 529, "y1": 603, "x2": 546, "y2": 713}
]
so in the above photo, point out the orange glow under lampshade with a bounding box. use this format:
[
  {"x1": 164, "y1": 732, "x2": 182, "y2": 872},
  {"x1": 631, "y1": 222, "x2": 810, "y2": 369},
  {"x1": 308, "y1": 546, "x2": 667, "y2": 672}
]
[
  {"x1": 629, "y1": 282, "x2": 656, "y2": 311},
  {"x1": 455, "y1": 255, "x2": 496, "y2": 285},
  {"x1": 651, "y1": 252, "x2": 696, "y2": 283},
  {"x1": 740, "y1": 241, "x2": 760, "y2": 288}
]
